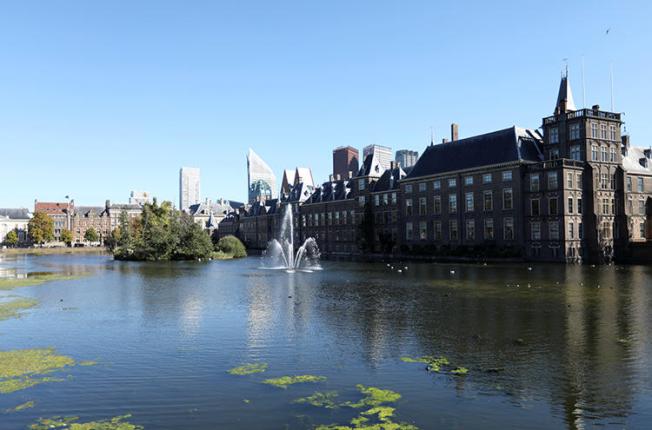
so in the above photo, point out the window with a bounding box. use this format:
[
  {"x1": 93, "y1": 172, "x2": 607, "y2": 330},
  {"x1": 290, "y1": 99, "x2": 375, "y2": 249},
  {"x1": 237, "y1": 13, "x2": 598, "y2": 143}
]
[
  {"x1": 549, "y1": 197, "x2": 558, "y2": 215},
  {"x1": 405, "y1": 222, "x2": 413, "y2": 240},
  {"x1": 577, "y1": 173, "x2": 582, "y2": 188},
  {"x1": 358, "y1": 179, "x2": 366, "y2": 191},
  {"x1": 569, "y1": 123, "x2": 580, "y2": 140},
  {"x1": 334, "y1": 212, "x2": 340, "y2": 225},
  {"x1": 600, "y1": 173, "x2": 609, "y2": 189},
  {"x1": 568, "y1": 222, "x2": 574, "y2": 239},
  {"x1": 592, "y1": 145, "x2": 598, "y2": 161},
  {"x1": 610, "y1": 174, "x2": 616, "y2": 190},
  {"x1": 504, "y1": 218, "x2": 514, "y2": 240},
  {"x1": 484, "y1": 218, "x2": 494, "y2": 240},
  {"x1": 578, "y1": 222, "x2": 583, "y2": 239},
  {"x1": 548, "y1": 172, "x2": 558, "y2": 189},
  {"x1": 640, "y1": 200, "x2": 646, "y2": 215},
  {"x1": 327, "y1": 212, "x2": 332, "y2": 225},
  {"x1": 482, "y1": 173, "x2": 492, "y2": 184},
  {"x1": 550, "y1": 127, "x2": 559, "y2": 143},
  {"x1": 419, "y1": 221, "x2": 427, "y2": 240},
  {"x1": 610, "y1": 147, "x2": 616, "y2": 162},
  {"x1": 568, "y1": 197, "x2": 574, "y2": 214},
  {"x1": 627, "y1": 176, "x2": 632, "y2": 192},
  {"x1": 449, "y1": 220, "x2": 458, "y2": 241},
  {"x1": 578, "y1": 198, "x2": 582, "y2": 214},
  {"x1": 601, "y1": 124, "x2": 608, "y2": 139},
  {"x1": 610, "y1": 125, "x2": 617, "y2": 141},
  {"x1": 601, "y1": 146, "x2": 607, "y2": 162},
  {"x1": 405, "y1": 184, "x2": 412, "y2": 193},
  {"x1": 503, "y1": 188, "x2": 513, "y2": 210},
  {"x1": 530, "y1": 174, "x2": 540, "y2": 192},
  {"x1": 549, "y1": 222, "x2": 560, "y2": 240},
  {"x1": 531, "y1": 199, "x2": 540, "y2": 216},
  {"x1": 550, "y1": 149, "x2": 560, "y2": 160},
  {"x1": 358, "y1": 196, "x2": 366, "y2": 207},
  {"x1": 570, "y1": 145, "x2": 581, "y2": 160},
  {"x1": 567, "y1": 172, "x2": 573, "y2": 188},
  {"x1": 483, "y1": 191, "x2": 493, "y2": 211},
  {"x1": 382, "y1": 193, "x2": 389, "y2": 205},
  {"x1": 591, "y1": 123, "x2": 599, "y2": 138},
  {"x1": 433, "y1": 180, "x2": 441, "y2": 190},
  {"x1": 502, "y1": 171, "x2": 512, "y2": 181},
  {"x1": 531, "y1": 222, "x2": 541, "y2": 240},
  {"x1": 391, "y1": 193, "x2": 397, "y2": 205},
  {"x1": 419, "y1": 197, "x2": 427, "y2": 215},
  {"x1": 405, "y1": 199, "x2": 413, "y2": 216},
  {"x1": 418, "y1": 182, "x2": 426, "y2": 192},
  {"x1": 449, "y1": 194, "x2": 457, "y2": 213},
  {"x1": 433, "y1": 196, "x2": 442, "y2": 214},
  {"x1": 464, "y1": 176, "x2": 474, "y2": 186},
  {"x1": 465, "y1": 192, "x2": 474, "y2": 212},
  {"x1": 448, "y1": 178, "x2": 457, "y2": 188},
  {"x1": 638, "y1": 177, "x2": 644, "y2": 193},
  {"x1": 433, "y1": 221, "x2": 442, "y2": 240},
  {"x1": 465, "y1": 219, "x2": 475, "y2": 240},
  {"x1": 374, "y1": 195, "x2": 380, "y2": 206}
]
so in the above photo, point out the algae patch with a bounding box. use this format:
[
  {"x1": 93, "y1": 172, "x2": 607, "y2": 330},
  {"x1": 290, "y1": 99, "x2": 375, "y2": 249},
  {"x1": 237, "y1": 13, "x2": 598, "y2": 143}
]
[
  {"x1": 344, "y1": 384, "x2": 401, "y2": 408},
  {"x1": 228, "y1": 362, "x2": 268, "y2": 375},
  {"x1": 0, "y1": 348, "x2": 75, "y2": 394},
  {"x1": 0, "y1": 297, "x2": 38, "y2": 321},
  {"x1": 294, "y1": 391, "x2": 339, "y2": 409},
  {"x1": 399, "y1": 356, "x2": 432, "y2": 364},
  {"x1": 262, "y1": 375, "x2": 326, "y2": 389},
  {"x1": 5, "y1": 400, "x2": 35, "y2": 413},
  {"x1": 0, "y1": 273, "x2": 82, "y2": 291},
  {"x1": 451, "y1": 367, "x2": 469, "y2": 376},
  {"x1": 425, "y1": 357, "x2": 450, "y2": 373},
  {"x1": 79, "y1": 360, "x2": 98, "y2": 367},
  {"x1": 30, "y1": 414, "x2": 143, "y2": 430}
]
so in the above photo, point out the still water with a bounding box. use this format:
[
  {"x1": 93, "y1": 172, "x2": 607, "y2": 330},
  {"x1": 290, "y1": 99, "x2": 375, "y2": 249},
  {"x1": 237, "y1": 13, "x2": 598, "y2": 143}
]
[{"x1": 1, "y1": 254, "x2": 651, "y2": 429}]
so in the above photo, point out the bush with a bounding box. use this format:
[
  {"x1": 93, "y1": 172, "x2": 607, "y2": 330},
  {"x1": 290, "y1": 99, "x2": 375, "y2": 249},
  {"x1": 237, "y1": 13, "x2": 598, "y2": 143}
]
[{"x1": 215, "y1": 235, "x2": 247, "y2": 259}]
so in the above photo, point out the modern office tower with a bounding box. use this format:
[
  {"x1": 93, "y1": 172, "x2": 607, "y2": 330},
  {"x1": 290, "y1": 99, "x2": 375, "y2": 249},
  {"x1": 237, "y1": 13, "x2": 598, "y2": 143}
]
[
  {"x1": 395, "y1": 150, "x2": 419, "y2": 168},
  {"x1": 247, "y1": 149, "x2": 277, "y2": 204},
  {"x1": 179, "y1": 167, "x2": 201, "y2": 211},
  {"x1": 363, "y1": 144, "x2": 393, "y2": 171},
  {"x1": 332, "y1": 146, "x2": 359, "y2": 179}
]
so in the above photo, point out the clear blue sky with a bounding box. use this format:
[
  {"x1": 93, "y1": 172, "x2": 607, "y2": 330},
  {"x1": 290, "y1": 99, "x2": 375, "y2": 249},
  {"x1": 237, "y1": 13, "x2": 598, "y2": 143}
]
[{"x1": 1, "y1": 0, "x2": 650, "y2": 208}]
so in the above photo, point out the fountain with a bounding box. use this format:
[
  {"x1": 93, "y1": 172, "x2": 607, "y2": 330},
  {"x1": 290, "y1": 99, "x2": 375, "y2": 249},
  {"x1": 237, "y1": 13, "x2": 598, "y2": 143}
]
[{"x1": 262, "y1": 203, "x2": 321, "y2": 273}]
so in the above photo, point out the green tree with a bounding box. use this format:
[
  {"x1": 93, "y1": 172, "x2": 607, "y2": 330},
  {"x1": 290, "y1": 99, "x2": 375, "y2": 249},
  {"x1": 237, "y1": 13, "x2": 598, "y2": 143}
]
[
  {"x1": 216, "y1": 235, "x2": 247, "y2": 258},
  {"x1": 28, "y1": 212, "x2": 55, "y2": 245},
  {"x1": 174, "y1": 213, "x2": 214, "y2": 260},
  {"x1": 4, "y1": 230, "x2": 19, "y2": 247},
  {"x1": 61, "y1": 229, "x2": 73, "y2": 247},
  {"x1": 84, "y1": 227, "x2": 99, "y2": 243}
]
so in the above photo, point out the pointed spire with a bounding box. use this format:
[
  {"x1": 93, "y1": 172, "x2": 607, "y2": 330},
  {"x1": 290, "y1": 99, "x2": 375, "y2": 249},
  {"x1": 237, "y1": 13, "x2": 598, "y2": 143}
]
[{"x1": 555, "y1": 71, "x2": 577, "y2": 114}]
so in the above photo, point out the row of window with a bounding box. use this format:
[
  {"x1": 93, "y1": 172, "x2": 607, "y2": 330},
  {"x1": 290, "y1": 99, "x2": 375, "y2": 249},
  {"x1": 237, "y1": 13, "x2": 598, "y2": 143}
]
[
  {"x1": 404, "y1": 171, "x2": 513, "y2": 194},
  {"x1": 531, "y1": 221, "x2": 584, "y2": 241},
  {"x1": 405, "y1": 218, "x2": 515, "y2": 241},
  {"x1": 549, "y1": 123, "x2": 617, "y2": 144},
  {"x1": 626, "y1": 176, "x2": 646, "y2": 193},
  {"x1": 373, "y1": 193, "x2": 398, "y2": 206},
  {"x1": 529, "y1": 172, "x2": 582, "y2": 191},
  {"x1": 590, "y1": 145, "x2": 618, "y2": 163},
  {"x1": 405, "y1": 189, "x2": 514, "y2": 216},
  {"x1": 303, "y1": 210, "x2": 356, "y2": 227},
  {"x1": 529, "y1": 196, "x2": 583, "y2": 216}
]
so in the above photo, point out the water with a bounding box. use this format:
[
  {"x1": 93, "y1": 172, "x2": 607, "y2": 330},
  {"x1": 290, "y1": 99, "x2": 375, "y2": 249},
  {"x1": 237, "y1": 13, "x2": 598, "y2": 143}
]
[{"x1": 1, "y1": 254, "x2": 652, "y2": 429}]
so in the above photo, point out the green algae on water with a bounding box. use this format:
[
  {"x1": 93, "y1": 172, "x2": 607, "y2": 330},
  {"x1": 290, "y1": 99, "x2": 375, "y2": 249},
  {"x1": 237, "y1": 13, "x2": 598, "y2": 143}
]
[
  {"x1": 79, "y1": 360, "x2": 98, "y2": 367},
  {"x1": 294, "y1": 390, "x2": 339, "y2": 409},
  {"x1": 0, "y1": 297, "x2": 38, "y2": 321},
  {"x1": 426, "y1": 357, "x2": 450, "y2": 373},
  {"x1": 30, "y1": 414, "x2": 143, "y2": 430},
  {"x1": 5, "y1": 400, "x2": 35, "y2": 413},
  {"x1": 451, "y1": 367, "x2": 469, "y2": 376},
  {"x1": 399, "y1": 356, "x2": 433, "y2": 364},
  {"x1": 228, "y1": 362, "x2": 268, "y2": 375},
  {"x1": 0, "y1": 273, "x2": 82, "y2": 291},
  {"x1": 0, "y1": 348, "x2": 75, "y2": 394},
  {"x1": 262, "y1": 374, "x2": 326, "y2": 389},
  {"x1": 344, "y1": 385, "x2": 401, "y2": 408}
]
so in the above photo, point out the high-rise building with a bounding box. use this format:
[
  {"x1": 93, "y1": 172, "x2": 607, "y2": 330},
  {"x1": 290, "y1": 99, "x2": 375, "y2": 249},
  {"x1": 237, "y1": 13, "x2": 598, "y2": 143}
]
[
  {"x1": 247, "y1": 149, "x2": 277, "y2": 204},
  {"x1": 363, "y1": 144, "x2": 392, "y2": 171},
  {"x1": 179, "y1": 167, "x2": 200, "y2": 211},
  {"x1": 332, "y1": 146, "x2": 359, "y2": 179},
  {"x1": 395, "y1": 150, "x2": 419, "y2": 168}
]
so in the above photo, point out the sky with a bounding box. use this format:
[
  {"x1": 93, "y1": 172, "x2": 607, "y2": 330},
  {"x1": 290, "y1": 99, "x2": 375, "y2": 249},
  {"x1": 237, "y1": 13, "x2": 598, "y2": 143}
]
[{"x1": 1, "y1": 0, "x2": 651, "y2": 208}]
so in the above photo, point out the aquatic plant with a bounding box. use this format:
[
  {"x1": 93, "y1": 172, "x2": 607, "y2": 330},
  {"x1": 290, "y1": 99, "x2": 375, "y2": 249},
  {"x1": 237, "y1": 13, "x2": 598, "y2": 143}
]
[
  {"x1": 227, "y1": 362, "x2": 268, "y2": 375},
  {"x1": 316, "y1": 405, "x2": 418, "y2": 429},
  {"x1": 5, "y1": 400, "x2": 35, "y2": 413},
  {"x1": 293, "y1": 391, "x2": 339, "y2": 409},
  {"x1": 262, "y1": 374, "x2": 326, "y2": 389},
  {"x1": 450, "y1": 367, "x2": 469, "y2": 376},
  {"x1": 0, "y1": 297, "x2": 38, "y2": 321},
  {"x1": 0, "y1": 348, "x2": 75, "y2": 394},
  {"x1": 0, "y1": 273, "x2": 81, "y2": 291},
  {"x1": 399, "y1": 356, "x2": 433, "y2": 364},
  {"x1": 79, "y1": 360, "x2": 98, "y2": 367},
  {"x1": 344, "y1": 385, "x2": 401, "y2": 408},
  {"x1": 30, "y1": 414, "x2": 142, "y2": 430},
  {"x1": 425, "y1": 356, "x2": 450, "y2": 373}
]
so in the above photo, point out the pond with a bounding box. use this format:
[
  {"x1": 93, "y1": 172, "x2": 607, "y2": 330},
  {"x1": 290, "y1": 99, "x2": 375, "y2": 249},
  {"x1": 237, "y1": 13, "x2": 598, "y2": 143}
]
[{"x1": 1, "y1": 254, "x2": 651, "y2": 429}]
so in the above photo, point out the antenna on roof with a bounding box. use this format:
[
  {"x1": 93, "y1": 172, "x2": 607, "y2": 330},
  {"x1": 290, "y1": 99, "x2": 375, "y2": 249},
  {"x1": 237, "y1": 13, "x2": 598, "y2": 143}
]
[
  {"x1": 430, "y1": 127, "x2": 434, "y2": 146},
  {"x1": 581, "y1": 56, "x2": 587, "y2": 108},
  {"x1": 562, "y1": 58, "x2": 568, "y2": 77}
]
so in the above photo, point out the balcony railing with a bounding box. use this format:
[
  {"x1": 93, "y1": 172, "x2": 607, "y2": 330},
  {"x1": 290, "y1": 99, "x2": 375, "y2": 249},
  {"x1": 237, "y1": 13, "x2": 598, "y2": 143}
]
[{"x1": 543, "y1": 109, "x2": 621, "y2": 124}]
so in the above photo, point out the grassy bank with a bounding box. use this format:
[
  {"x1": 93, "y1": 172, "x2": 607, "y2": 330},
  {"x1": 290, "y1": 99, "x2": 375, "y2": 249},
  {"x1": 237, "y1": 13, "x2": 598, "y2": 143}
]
[{"x1": 0, "y1": 247, "x2": 108, "y2": 256}]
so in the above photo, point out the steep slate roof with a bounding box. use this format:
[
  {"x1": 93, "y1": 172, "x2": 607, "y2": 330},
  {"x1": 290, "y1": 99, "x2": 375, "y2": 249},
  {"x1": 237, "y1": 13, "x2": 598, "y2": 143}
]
[
  {"x1": 405, "y1": 126, "x2": 543, "y2": 179},
  {"x1": 357, "y1": 153, "x2": 385, "y2": 177},
  {"x1": 555, "y1": 75, "x2": 576, "y2": 113},
  {"x1": 75, "y1": 206, "x2": 105, "y2": 217},
  {"x1": 622, "y1": 146, "x2": 652, "y2": 175},
  {"x1": 373, "y1": 167, "x2": 406, "y2": 192},
  {"x1": 0, "y1": 208, "x2": 31, "y2": 219},
  {"x1": 305, "y1": 180, "x2": 352, "y2": 204}
]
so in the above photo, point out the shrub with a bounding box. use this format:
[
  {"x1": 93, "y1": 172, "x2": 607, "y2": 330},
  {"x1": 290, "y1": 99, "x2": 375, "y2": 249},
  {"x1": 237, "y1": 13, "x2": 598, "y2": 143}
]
[{"x1": 215, "y1": 235, "x2": 247, "y2": 258}]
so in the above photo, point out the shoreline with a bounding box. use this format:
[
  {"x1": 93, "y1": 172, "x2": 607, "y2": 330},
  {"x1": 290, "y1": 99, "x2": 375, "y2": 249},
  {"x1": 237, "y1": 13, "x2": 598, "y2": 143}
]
[{"x1": 0, "y1": 247, "x2": 109, "y2": 257}]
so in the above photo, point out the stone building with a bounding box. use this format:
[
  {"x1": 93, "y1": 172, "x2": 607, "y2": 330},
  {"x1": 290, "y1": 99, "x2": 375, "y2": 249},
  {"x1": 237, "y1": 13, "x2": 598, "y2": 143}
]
[
  {"x1": 71, "y1": 206, "x2": 110, "y2": 244},
  {"x1": 0, "y1": 209, "x2": 31, "y2": 244}
]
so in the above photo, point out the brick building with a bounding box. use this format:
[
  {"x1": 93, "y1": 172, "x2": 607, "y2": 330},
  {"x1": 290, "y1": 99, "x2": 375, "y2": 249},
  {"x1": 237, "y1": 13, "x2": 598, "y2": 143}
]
[{"x1": 34, "y1": 201, "x2": 73, "y2": 242}]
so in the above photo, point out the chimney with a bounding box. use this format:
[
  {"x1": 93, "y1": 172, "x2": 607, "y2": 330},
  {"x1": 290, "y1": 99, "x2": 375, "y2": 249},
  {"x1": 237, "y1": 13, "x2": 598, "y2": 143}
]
[
  {"x1": 592, "y1": 104, "x2": 600, "y2": 112},
  {"x1": 442, "y1": 138, "x2": 449, "y2": 144},
  {"x1": 335, "y1": 174, "x2": 341, "y2": 181},
  {"x1": 644, "y1": 148, "x2": 651, "y2": 159},
  {"x1": 105, "y1": 200, "x2": 111, "y2": 209},
  {"x1": 390, "y1": 161, "x2": 395, "y2": 170},
  {"x1": 451, "y1": 123, "x2": 459, "y2": 142},
  {"x1": 329, "y1": 174, "x2": 334, "y2": 181},
  {"x1": 348, "y1": 171, "x2": 353, "y2": 179}
]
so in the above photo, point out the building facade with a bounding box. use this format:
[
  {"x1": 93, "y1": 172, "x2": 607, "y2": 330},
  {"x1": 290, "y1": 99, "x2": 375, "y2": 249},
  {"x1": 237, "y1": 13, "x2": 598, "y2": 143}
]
[
  {"x1": 332, "y1": 146, "x2": 359, "y2": 180},
  {"x1": 0, "y1": 209, "x2": 31, "y2": 244},
  {"x1": 179, "y1": 167, "x2": 201, "y2": 211},
  {"x1": 247, "y1": 149, "x2": 277, "y2": 204},
  {"x1": 395, "y1": 150, "x2": 419, "y2": 169},
  {"x1": 34, "y1": 200, "x2": 73, "y2": 241}
]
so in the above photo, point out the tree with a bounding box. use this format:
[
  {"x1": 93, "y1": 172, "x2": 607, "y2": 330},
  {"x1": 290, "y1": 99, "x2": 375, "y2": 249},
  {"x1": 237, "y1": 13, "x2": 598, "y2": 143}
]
[
  {"x1": 61, "y1": 229, "x2": 73, "y2": 247},
  {"x1": 84, "y1": 227, "x2": 99, "y2": 243},
  {"x1": 28, "y1": 212, "x2": 54, "y2": 245},
  {"x1": 174, "y1": 213, "x2": 214, "y2": 260},
  {"x1": 4, "y1": 230, "x2": 19, "y2": 247},
  {"x1": 216, "y1": 235, "x2": 247, "y2": 258}
]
